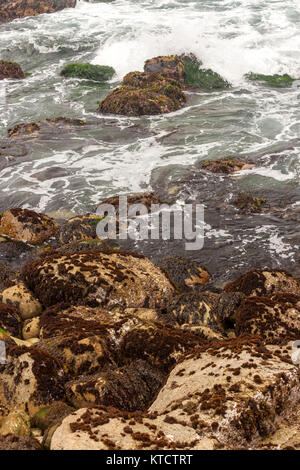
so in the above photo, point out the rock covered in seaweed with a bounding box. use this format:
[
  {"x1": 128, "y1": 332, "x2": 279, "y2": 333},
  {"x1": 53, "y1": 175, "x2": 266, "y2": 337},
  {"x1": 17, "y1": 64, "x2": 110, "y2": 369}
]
[
  {"x1": 65, "y1": 359, "x2": 165, "y2": 411},
  {"x1": 201, "y1": 157, "x2": 254, "y2": 174},
  {"x1": 0, "y1": 303, "x2": 22, "y2": 337},
  {"x1": 0, "y1": 208, "x2": 58, "y2": 244},
  {"x1": 0, "y1": 342, "x2": 65, "y2": 418},
  {"x1": 149, "y1": 336, "x2": 300, "y2": 447},
  {"x1": 224, "y1": 269, "x2": 299, "y2": 297},
  {"x1": 180, "y1": 54, "x2": 230, "y2": 90},
  {"x1": 0, "y1": 60, "x2": 25, "y2": 80},
  {"x1": 8, "y1": 117, "x2": 85, "y2": 139},
  {"x1": 22, "y1": 250, "x2": 176, "y2": 309},
  {"x1": 245, "y1": 72, "x2": 296, "y2": 88},
  {"x1": 0, "y1": 434, "x2": 42, "y2": 450},
  {"x1": 144, "y1": 55, "x2": 185, "y2": 84},
  {"x1": 98, "y1": 72, "x2": 186, "y2": 116},
  {"x1": 60, "y1": 63, "x2": 115, "y2": 81},
  {"x1": 156, "y1": 255, "x2": 210, "y2": 291},
  {"x1": 235, "y1": 293, "x2": 300, "y2": 344},
  {"x1": 0, "y1": 0, "x2": 76, "y2": 24}
]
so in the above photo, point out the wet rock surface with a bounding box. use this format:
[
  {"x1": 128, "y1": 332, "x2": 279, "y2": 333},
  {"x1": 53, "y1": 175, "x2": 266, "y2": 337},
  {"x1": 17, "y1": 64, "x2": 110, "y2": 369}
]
[
  {"x1": 0, "y1": 0, "x2": 76, "y2": 24},
  {"x1": 0, "y1": 60, "x2": 25, "y2": 80},
  {"x1": 0, "y1": 303, "x2": 22, "y2": 337}
]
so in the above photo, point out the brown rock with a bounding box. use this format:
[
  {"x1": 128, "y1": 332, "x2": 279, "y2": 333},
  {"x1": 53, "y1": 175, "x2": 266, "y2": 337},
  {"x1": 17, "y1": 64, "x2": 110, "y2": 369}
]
[
  {"x1": 144, "y1": 56, "x2": 185, "y2": 84},
  {"x1": 0, "y1": 0, "x2": 76, "y2": 24},
  {"x1": 0, "y1": 208, "x2": 58, "y2": 244},
  {"x1": 157, "y1": 255, "x2": 210, "y2": 291},
  {"x1": 0, "y1": 303, "x2": 22, "y2": 337},
  {"x1": 0, "y1": 434, "x2": 41, "y2": 450},
  {"x1": 8, "y1": 117, "x2": 85, "y2": 139},
  {"x1": 224, "y1": 269, "x2": 299, "y2": 297},
  {"x1": 0, "y1": 60, "x2": 25, "y2": 80},
  {"x1": 202, "y1": 157, "x2": 254, "y2": 174}
]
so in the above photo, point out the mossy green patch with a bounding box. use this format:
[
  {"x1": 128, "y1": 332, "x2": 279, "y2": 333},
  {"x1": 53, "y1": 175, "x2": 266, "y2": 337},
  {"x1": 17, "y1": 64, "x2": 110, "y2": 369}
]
[
  {"x1": 245, "y1": 72, "x2": 295, "y2": 88},
  {"x1": 60, "y1": 63, "x2": 115, "y2": 82},
  {"x1": 182, "y1": 57, "x2": 230, "y2": 90}
]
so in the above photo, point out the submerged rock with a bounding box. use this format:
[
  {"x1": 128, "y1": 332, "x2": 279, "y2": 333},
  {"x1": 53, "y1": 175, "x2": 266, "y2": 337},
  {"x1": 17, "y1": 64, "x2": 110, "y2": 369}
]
[
  {"x1": 0, "y1": 60, "x2": 25, "y2": 80},
  {"x1": 245, "y1": 72, "x2": 296, "y2": 88},
  {"x1": 8, "y1": 117, "x2": 85, "y2": 139},
  {"x1": 232, "y1": 193, "x2": 267, "y2": 214},
  {"x1": 149, "y1": 336, "x2": 300, "y2": 447},
  {"x1": 99, "y1": 72, "x2": 186, "y2": 116},
  {"x1": 235, "y1": 293, "x2": 300, "y2": 344},
  {"x1": 0, "y1": 342, "x2": 65, "y2": 418},
  {"x1": 201, "y1": 157, "x2": 254, "y2": 174},
  {"x1": 0, "y1": 0, "x2": 76, "y2": 24},
  {"x1": 60, "y1": 63, "x2": 115, "y2": 81},
  {"x1": 66, "y1": 359, "x2": 165, "y2": 411},
  {"x1": 0, "y1": 303, "x2": 22, "y2": 337},
  {"x1": 224, "y1": 269, "x2": 299, "y2": 297},
  {"x1": 0, "y1": 208, "x2": 58, "y2": 244},
  {"x1": 22, "y1": 250, "x2": 176, "y2": 309}
]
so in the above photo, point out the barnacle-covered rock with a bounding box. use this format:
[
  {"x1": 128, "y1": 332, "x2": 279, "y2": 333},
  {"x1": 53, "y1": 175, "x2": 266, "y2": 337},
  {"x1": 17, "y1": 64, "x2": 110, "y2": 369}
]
[
  {"x1": 65, "y1": 360, "x2": 165, "y2": 411},
  {"x1": 224, "y1": 269, "x2": 299, "y2": 297},
  {"x1": 22, "y1": 250, "x2": 176, "y2": 309},
  {"x1": 0, "y1": 303, "x2": 22, "y2": 337},
  {"x1": 0, "y1": 0, "x2": 76, "y2": 24},
  {"x1": 8, "y1": 117, "x2": 85, "y2": 139},
  {"x1": 99, "y1": 72, "x2": 186, "y2": 116},
  {"x1": 156, "y1": 255, "x2": 210, "y2": 291},
  {"x1": 0, "y1": 343, "x2": 65, "y2": 418},
  {"x1": 0, "y1": 282, "x2": 42, "y2": 319},
  {"x1": 235, "y1": 293, "x2": 300, "y2": 344},
  {"x1": 0, "y1": 60, "x2": 25, "y2": 80},
  {"x1": 149, "y1": 336, "x2": 300, "y2": 447},
  {"x1": 50, "y1": 406, "x2": 211, "y2": 450},
  {"x1": 0, "y1": 208, "x2": 58, "y2": 244}
]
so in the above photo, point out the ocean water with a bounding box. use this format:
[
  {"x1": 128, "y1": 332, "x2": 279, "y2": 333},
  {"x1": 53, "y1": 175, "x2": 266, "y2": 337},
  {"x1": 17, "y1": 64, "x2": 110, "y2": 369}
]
[{"x1": 0, "y1": 0, "x2": 299, "y2": 279}]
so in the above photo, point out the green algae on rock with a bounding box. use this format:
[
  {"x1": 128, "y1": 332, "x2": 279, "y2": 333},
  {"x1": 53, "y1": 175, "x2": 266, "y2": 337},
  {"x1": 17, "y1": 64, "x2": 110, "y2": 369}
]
[
  {"x1": 181, "y1": 55, "x2": 230, "y2": 90},
  {"x1": 245, "y1": 72, "x2": 296, "y2": 88},
  {"x1": 0, "y1": 0, "x2": 77, "y2": 24},
  {"x1": 98, "y1": 72, "x2": 187, "y2": 116},
  {"x1": 0, "y1": 60, "x2": 25, "y2": 80},
  {"x1": 60, "y1": 63, "x2": 115, "y2": 82}
]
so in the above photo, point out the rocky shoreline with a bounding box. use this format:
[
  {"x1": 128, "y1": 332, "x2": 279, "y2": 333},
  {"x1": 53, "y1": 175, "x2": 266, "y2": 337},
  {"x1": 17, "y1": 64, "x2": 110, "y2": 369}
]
[{"x1": 0, "y1": 0, "x2": 299, "y2": 452}]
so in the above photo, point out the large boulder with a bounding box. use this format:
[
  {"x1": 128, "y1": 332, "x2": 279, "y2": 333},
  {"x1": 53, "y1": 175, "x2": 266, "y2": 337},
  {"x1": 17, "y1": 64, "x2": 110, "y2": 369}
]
[
  {"x1": 50, "y1": 406, "x2": 212, "y2": 450},
  {"x1": 0, "y1": 208, "x2": 58, "y2": 245},
  {"x1": 0, "y1": 0, "x2": 76, "y2": 24},
  {"x1": 224, "y1": 269, "x2": 299, "y2": 297},
  {"x1": 22, "y1": 250, "x2": 176, "y2": 309},
  {"x1": 235, "y1": 293, "x2": 300, "y2": 344},
  {"x1": 98, "y1": 72, "x2": 186, "y2": 116},
  {"x1": 149, "y1": 336, "x2": 300, "y2": 447},
  {"x1": 0, "y1": 342, "x2": 65, "y2": 418},
  {"x1": 0, "y1": 60, "x2": 25, "y2": 80}
]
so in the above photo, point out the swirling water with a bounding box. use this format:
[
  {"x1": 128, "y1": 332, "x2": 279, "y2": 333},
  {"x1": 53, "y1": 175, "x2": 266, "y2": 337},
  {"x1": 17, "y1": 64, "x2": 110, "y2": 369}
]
[{"x1": 0, "y1": 0, "x2": 299, "y2": 278}]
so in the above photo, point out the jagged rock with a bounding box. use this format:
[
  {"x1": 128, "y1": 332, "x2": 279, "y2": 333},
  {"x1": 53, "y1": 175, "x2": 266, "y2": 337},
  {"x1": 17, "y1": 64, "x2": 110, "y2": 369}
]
[
  {"x1": 22, "y1": 317, "x2": 40, "y2": 340},
  {"x1": 65, "y1": 360, "x2": 165, "y2": 411},
  {"x1": 8, "y1": 117, "x2": 85, "y2": 139},
  {"x1": 99, "y1": 72, "x2": 186, "y2": 116},
  {"x1": 60, "y1": 63, "x2": 115, "y2": 81},
  {"x1": 31, "y1": 401, "x2": 73, "y2": 432},
  {"x1": 0, "y1": 434, "x2": 42, "y2": 450},
  {"x1": 0, "y1": 303, "x2": 22, "y2": 337},
  {"x1": 156, "y1": 255, "x2": 210, "y2": 291},
  {"x1": 0, "y1": 0, "x2": 76, "y2": 24},
  {"x1": 0, "y1": 342, "x2": 65, "y2": 418},
  {"x1": 0, "y1": 208, "x2": 58, "y2": 244},
  {"x1": 50, "y1": 406, "x2": 212, "y2": 450},
  {"x1": 0, "y1": 409, "x2": 30, "y2": 437},
  {"x1": 144, "y1": 56, "x2": 185, "y2": 84},
  {"x1": 0, "y1": 282, "x2": 42, "y2": 319},
  {"x1": 149, "y1": 336, "x2": 300, "y2": 447},
  {"x1": 22, "y1": 250, "x2": 176, "y2": 309},
  {"x1": 235, "y1": 293, "x2": 300, "y2": 344},
  {"x1": 0, "y1": 60, "x2": 25, "y2": 80},
  {"x1": 233, "y1": 193, "x2": 267, "y2": 214},
  {"x1": 224, "y1": 269, "x2": 299, "y2": 297},
  {"x1": 202, "y1": 157, "x2": 254, "y2": 174}
]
